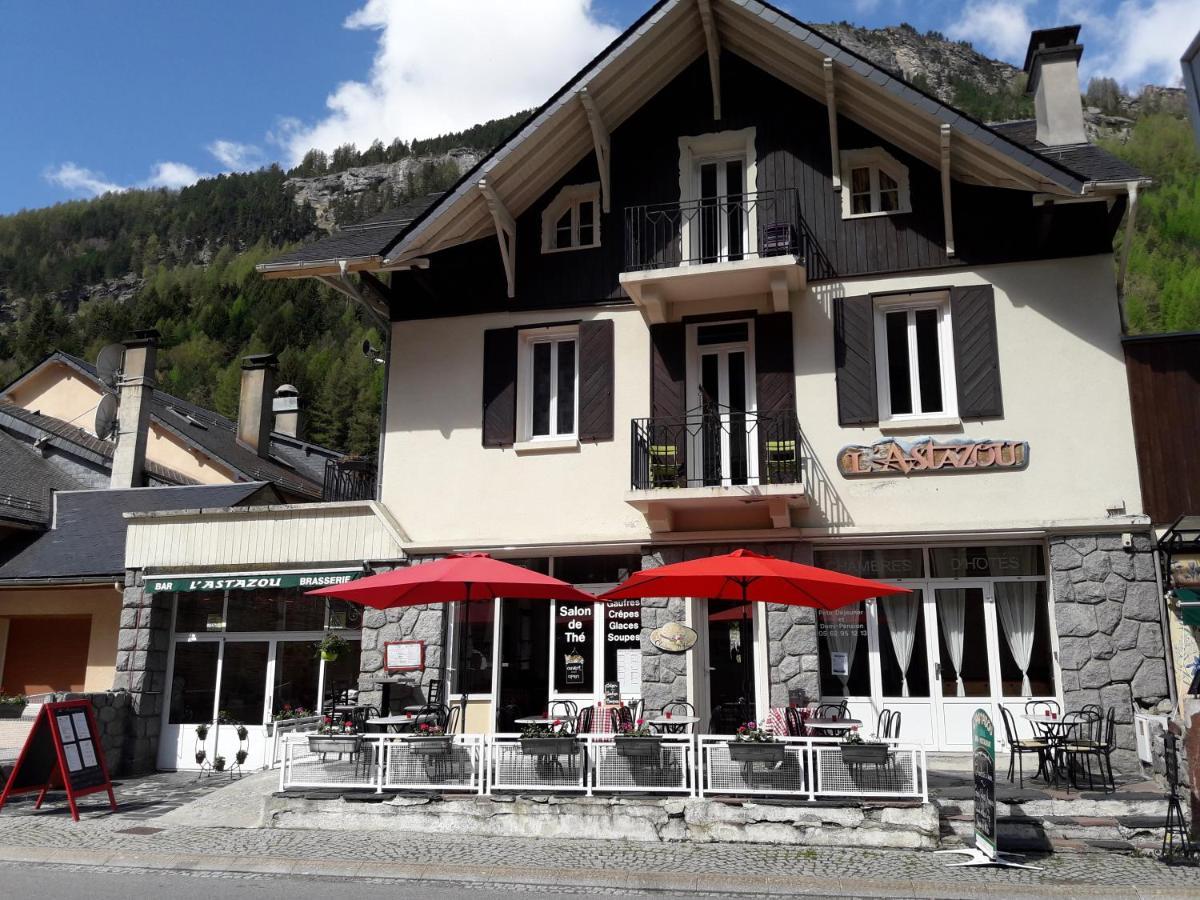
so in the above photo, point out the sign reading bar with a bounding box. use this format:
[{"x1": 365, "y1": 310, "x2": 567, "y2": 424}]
[
  {"x1": 384, "y1": 640, "x2": 425, "y2": 673},
  {"x1": 147, "y1": 570, "x2": 360, "y2": 593},
  {"x1": 838, "y1": 438, "x2": 1028, "y2": 477},
  {"x1": 0, "y1": 700, "x2": 116, "y2": 822}
]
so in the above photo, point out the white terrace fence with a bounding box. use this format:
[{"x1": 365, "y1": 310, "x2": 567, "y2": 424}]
[{"x1": 278, "y1": 734, "x2": 926, "y2": 801}]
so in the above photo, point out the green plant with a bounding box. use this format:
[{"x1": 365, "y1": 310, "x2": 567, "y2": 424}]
[
  {"x1": 235, "y1": 725, "x2": 249, "y2": 741},
  {"x1": 732, "y1": 721, "x2": 776, "y2": 743},
  {"x1": 236, "y1": 749, "x2": 248, "y2": 765},
  {"x1": 195, "y1": 723, "x2": 209, "y2": 741},
  {"x1": 317, "y1": 715, "x2": 355, "y2": 736},
  {"x1": 315, "y1": 632, "x2": 351, "y2": 660},
  {"x1": 195, "y1": 750, "x2": 206, "y2": 764},
  {"x1": 273, "y1": 705, "x2": 314, "y2": 721},
  {"x1": 0, "y1": 694, "x2": 27, "y2": 706},
  {"x1": 212, "y1": 755, "x2": 226, "y2": 772},
  {"x1": 616, "y1": 718, "x2": 655, "y2": 738},
  {"x1": 414, "y1": 721, "x2": 446, "y2": 737},
  {"x1": 520, "y1": 719, "x2": 566, "y2": 738}
]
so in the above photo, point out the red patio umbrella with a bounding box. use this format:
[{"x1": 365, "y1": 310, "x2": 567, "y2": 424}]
[
  {"x1": 599, "y1": 549, "x2": 909, "y2": 720},
  {"x1": 309, "y1": 553, "x2": 601, "y2": 730}
]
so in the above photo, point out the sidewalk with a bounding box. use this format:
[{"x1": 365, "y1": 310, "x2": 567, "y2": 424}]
[{"x1": 0, "y1": 774, "x2": 1197, "y2": 898}]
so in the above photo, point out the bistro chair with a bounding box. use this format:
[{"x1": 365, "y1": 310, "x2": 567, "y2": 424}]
[
  {"x1": 876, "y1": 708, "x2": 901, "y2": 740},
  {"x1": 649, "y1": 444, "x2": 684, "y2": 488},
  {"x1": 627, "y1": 697, "x2": 644, "y2": 724},
  {"x1": 1025, "y1": 699, "x2": 1061, "y2": 717},
  {"x1": 443, "y1": 704, "x2": 462, "y2": 736},
  {"x1": 352, "y1": 705, "x2": 381, "y2": 734},
  {"x1": 1000, "y1": 705, "x2": 1048, "y2": 789},
  {"x1": 611, "y1": 705, "x2": 635, "y2": 732},
  {"x1": 764, "y1": 437, "x2": 799, "y2": 484},
  {"x1": 661, "y1": 700, "x2": 695, "y2": 735},
  {"x1": 1061, "y1": 707, "x2": 1116, "y2": 793},
  {"x1": 549, "y1": 700, "x2": 579, "y2": 724},
  {"x1": 425, "y1": 678, "x2": 443, "y2": 707},
  {"x1": 576, "y1": 704, "x2": 596, "y2": 735},
  {"x1": 784, "y1": 706, "x2": 805, "y2": 737},
  {"x1": 811, "y1": 702, "x2": 847, "y2": 738}
]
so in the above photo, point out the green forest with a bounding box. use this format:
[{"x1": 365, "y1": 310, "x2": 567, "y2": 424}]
[{"x1": 0, "y1": 94, "x2": 1196, "y2": 457}]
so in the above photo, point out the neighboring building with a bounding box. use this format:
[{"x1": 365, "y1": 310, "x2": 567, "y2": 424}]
[{"x1": 122, "y1": 3, "x2": 1167, "y2": 773}]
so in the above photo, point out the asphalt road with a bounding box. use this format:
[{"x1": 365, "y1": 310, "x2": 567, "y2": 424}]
[{"x1": 0, "y1": 863, "x2": 750, "y2": 899}]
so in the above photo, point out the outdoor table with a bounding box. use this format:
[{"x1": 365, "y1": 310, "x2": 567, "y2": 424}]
[
  {"x1": 367, "y1": 714, "x2": 437, "y2": 733},
  {"x1": 806, "y1": 717, "x2": 862, "y2": 736},
  {"x1": 648, "y1": 715, "x2": 698, "y2": 734},
  {"x1": 1021, "y1": 713, "x2": 1070, "y2": 783}
]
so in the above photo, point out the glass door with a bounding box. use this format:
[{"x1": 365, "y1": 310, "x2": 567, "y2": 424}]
[
  {"x1": 704, "y1": 599, "x2": 756, "y2": 734},
  {"x1": 930, "y1": 584, "x2": 999, "y2": 749},
  {"x1": 688, "y1": 321, "x2": 756, "y2": 488},
  {"x1": 495, "y1": 598, "x2": 551, "y2": 732},
  {"x1": 871, "y1": 590, "x2": 936, "y2": 747},
  {"x1": 697, "y1": 158, "x2": 746, "y2": 262}
]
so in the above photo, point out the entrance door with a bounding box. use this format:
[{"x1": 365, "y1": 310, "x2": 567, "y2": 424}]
[
  {"x1": 871, "y1": 590, "x2": 936, "y2": 747},
  {"x1": 930, "y1": 585, "x2": 998, "y2": 749},
  {"x1": 697, "y1": 158, "x2": 747, "y2": 262},
  {"x1": 704, "y1": 599, "x2": 756, "y2": 734},
  {"x1": 495, "y1": 598, "x2": 551, "y2": 731},
  {"x1": 687, "y1": 321, "x2": 757, "y2": 487}
]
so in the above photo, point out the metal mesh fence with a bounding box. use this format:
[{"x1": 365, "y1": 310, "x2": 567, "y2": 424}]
[
  {"x1": 699, "y1": 738, "x2": 810, "y2": 797},
  {"x1": 489, "y1": 735, "x2": 588, "y2": 793},
  {"x1": 812, "y1": 744, "x2": 923, "y2": 797},
  {"x1": 383, "y1": 737, "x2": 484, "y2": 792},
  {"x1": 281, "y1": 735, "x2": 379, "y2": 790},
  {"x1": 590, "y1": 737, "x2": 692, "y2": 793}
]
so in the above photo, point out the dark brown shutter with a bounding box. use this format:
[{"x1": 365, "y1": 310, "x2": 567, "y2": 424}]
[
  {"x1": 834, "y1": 295, "x2": 878, "y2": 426},
  {"x1": 951, "y1": 284, "x2": 1003, "y2": 419},
  {"x1": 577, "y1": 319, "x2": 614, "y2": 441},
  {"x1": 647, "y1": 322, "x2": 687, "y2": 486},
  {"x1": 649, "y1": 322, "x2": 687, "y2": 418},
  {"x1": 755, "y1": 312, "x2": 796, "y2": 413},
  {"x1": 481, "y1": 327, "x2": 517, "y2": 447}
]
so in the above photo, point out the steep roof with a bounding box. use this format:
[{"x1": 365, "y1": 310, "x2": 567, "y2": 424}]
[
  {"x1": 989, "y1": 120, "x2": 1148, "y2": 184},
  {"x1": 0, "y1": 429, "x2": 82, "y2": 528},
  {"x1": 0, "y1": 483, "x2": 278, "y2": 582}
]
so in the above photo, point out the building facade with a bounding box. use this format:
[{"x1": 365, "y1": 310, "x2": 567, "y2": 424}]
[{"x1": 124, "y1": 2, "x2": 1169, "y2": 773}]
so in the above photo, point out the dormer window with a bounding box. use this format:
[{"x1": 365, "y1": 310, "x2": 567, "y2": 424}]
[
  {"x1": 840, "y1": 148, "x2": 910, "y2": 219},
  {"x1": 541, "y1": 183, "x2": 601, "y2": 253}
]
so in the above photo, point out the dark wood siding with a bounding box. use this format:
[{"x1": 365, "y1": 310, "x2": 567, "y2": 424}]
[
  {"x1": 834, "y1": 295, "x2": 878, "y2": 426},
  {"x1": 394, "y1": 52, "x2": 1117, "y2": 321},
  {"x1": 481, "y1": 327, "x2": 517, "y2": 447},
  {"x1": 755, "y1": 311, "x2": 796, "y2": 414},
  {"x1": 1124, "y1": 334, "x2": 1200, "y2": 524},
  {"x1": 577, "y1": 319, "x2": 614, "y2": 441},
  {"x1": 951, "y1": 285, "x2": 1004, "y2": 419}
]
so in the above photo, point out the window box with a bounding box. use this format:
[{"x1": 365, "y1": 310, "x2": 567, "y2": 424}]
[
  {"x1": 614, "y1": 735, "x2": 663, "y2": 758},
  {"x1": 727, "y1": 741, "x2": 785, "y2": 764},
  {"x1": 308, "y1": 735, "x2": 361, "y2": 757},
  {"x1": 0, "y1": 702, "x2": 26, "y2": 720},
  {"x1": 405, "y1": 735, "x2": 454, "y2": 755},
  {"x1": 520, "y1": 736, "x2": 577, "y2": 757},
  {"x1": 840, "y1": 742, "x2": 889, "y2": 766}
]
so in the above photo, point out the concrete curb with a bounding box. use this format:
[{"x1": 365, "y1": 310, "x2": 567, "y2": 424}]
[{"x1": 0, "y1": 843, "x2": 1194, "y2": 898}]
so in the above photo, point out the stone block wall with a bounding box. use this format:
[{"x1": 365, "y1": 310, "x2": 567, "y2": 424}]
[
  {"x1": 56, "y1": 690, "x2": 132, "y2": 775},
  {"x1": 1050, "y1": 532, "x2": 1171, "y2": 772},
  {"x1": 111, "y1": 570, "x2": 173, "y2": 774}
]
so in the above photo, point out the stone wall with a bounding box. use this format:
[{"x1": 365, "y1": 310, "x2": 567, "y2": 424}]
[
  {"x1": 55, "y1": 690, "x2": 132, "y2": 775},
  {"x1": 1050, "y1": 532, "x2": 1171, "y2": 772},
  {"x1": 111, "y1": 570, "x2": 173, "y2": 774}
]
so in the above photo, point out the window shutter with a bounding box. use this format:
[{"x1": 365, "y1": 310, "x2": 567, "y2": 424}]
[
  {"x1": 754, "y1": 312, "x2": 796, "y2": 414},
  {"x1": 481, "y1": 327, "x2": 517, "y2": 447},
  {"x1": 577, "y1": 319, "x2": 614, "y2": 442},
  {"x1": 951, "y1": 284, "x2": 1003, "y2": 419},
  {"x1": 834, "y1": 295, "x2": 878, "y2": 426},
  {"x1": 649, "y1": 322, "x2": 687, "y2": 418}
]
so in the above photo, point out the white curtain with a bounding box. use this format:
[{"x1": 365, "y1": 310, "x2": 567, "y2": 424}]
[
  {"x1": 821, "y1": 605, "x2": 862, "y2": 696},
  {"x1": 937, "y1": 590, "x2": 967, "y2": 697},
  {"x1": 882, "y1": 593, "x2": 920, "y2": 697},
  {"x1": 995, "y1": 582, "x2": 1038, "y2": 695}
]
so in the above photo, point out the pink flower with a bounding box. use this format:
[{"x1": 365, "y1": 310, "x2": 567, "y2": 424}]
[
  {"x1": 636, "y1": 718, "x2": 644, "y2": 726},
  {"x1": 747, "y1": 721, "x2": 757, "y2": 729},
  {"x1": 420, "y1": 722, "x2": 430, "y2": 732}
]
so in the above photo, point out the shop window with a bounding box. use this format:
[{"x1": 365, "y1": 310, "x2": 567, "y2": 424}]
[
  {"x1": 818, "y1": 604, "x2": 871, "y2": 697},
  {"x1": 273, "y1": 640, "x2": 321, "y2": 717},
  {"x1": 227, "y1": 589, "x2": 327, "y2": 632},
  {"x1": 874, "y1": 293, "x2": 955, "y2": 422},
  {"x1": 603, "y1": 598, "x2": 642, "y2": 696},
  {"x1": 321, "y1": 640, "x2": 362, "y2": 707},
  {"x1": 812, "y1": 548, "x2": 924, "y2": 581},
  {"x1": 218, "y1": 641, "x2": 269, "y2": 724},
  {"x1": 175, "y1": 592, "x2": 226, "y2": 633},
  {"x1": 878, "y1": 591, "x2": 930, "y2": 698},
  {"x1": 928, "y1": 545, "x2": 1045, "y2": 579},
  {"x1": 454, "y1": 601, "x2": 496, "y2": 695},
  {"x1": 554, "y1": 600, "x2": 595, "y2": 693},
  {"x1": 997, "y1": 582, "x2": 1055, "y2": 697},
  {"x1": 553, "y1": 554, "x2": 641, "y2": 585},
  {"x1": 935, "y1": 588, "x2": 991, "y2": 697},
  {"x1": 168, "y1": 642, "x2": 219, "y2": 724}
]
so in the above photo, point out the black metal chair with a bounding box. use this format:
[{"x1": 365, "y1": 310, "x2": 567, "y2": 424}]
[
  {"x1": 611, "y1": 705, "x2": 634, "y2": 732},
  {"x1": 576, "y1": 705, "x2": 596, "y2": 734},
  {"x1": 1061, "y1": 707, "x2": 1116, "y2": 793},
  {"x1": 662, "y1": 700, "x2": 695, "y2": 734},
  {"x1": 1162, "y1": 732, "x2": 1192, "y2": 859},
  {"x1": 1025, "y1": 699, "x2": 1061, "y2": 717},
  {"x1": 784, "y1": 706, "x2": 805, "y2": 737},
  {"x1": 351, "y1": 705, "x2": 381, "y2": 734},
  {"x1": 549, "y1": 700, "x2": 579, "y2": 725},
  {"x1": 425, "y1": 678, "x2": 443, "y2": 707},
  {"x1": 444, "y1": 704, "x2": 461, "y2": 736},
  {"x1": 811, "y1": 702, "x2": 847, "y2": 737},
  {"x1": 1000, "y1": 705, "x2": 1048, "y2": 789}
]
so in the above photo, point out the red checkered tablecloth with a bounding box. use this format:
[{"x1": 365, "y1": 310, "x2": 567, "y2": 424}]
[
  {"x1": 765, "y1": 706, "x2": 817, "y2": 737},
  {"x1": 579, "y1": 704, "x2": 620, "y2": 735}
]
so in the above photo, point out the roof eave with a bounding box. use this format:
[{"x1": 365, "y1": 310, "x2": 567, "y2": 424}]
[{"x1": 256, "y1": 254, "x2": 384, "y2": 280}]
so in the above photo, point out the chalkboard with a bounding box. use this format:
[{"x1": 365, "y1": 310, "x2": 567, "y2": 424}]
[{"x1": 0, "y1": 700, "x2": 116, "y2": 822}]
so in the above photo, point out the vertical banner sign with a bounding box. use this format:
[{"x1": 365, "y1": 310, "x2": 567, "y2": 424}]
[
  {"x1": 972, "y1": 708, "x2": 997, "y2": 861},
  {"x1": 0, "y1": 700, "x2": 117, "y2": 822}
]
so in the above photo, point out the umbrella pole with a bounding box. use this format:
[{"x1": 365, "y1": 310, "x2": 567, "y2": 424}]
[
  {"x1": 741, "y1": 580, "x2": 752, "y2": 726},
  {"x1": 459, "y1": 585, "x2": 471, "y2": 735}
]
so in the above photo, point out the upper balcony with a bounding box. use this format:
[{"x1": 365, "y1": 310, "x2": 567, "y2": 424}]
[
  {"x1": 618, "y1": 189, "x2": 833, "y2": 323},
  {"x1": 322, "y1": 456, "x2": 377, "y2": 502}
]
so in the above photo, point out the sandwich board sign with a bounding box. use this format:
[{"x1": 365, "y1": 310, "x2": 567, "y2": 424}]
[
  {"x1": 0, "y1": 699, "x2": 117, "y2": 822},
  {"x1": 936, "y1": 708, "x2": 1039, "y2": 869}
]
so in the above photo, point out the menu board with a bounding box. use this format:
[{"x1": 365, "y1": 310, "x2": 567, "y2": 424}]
[
  {"x1": 615, "y1": 649, "x2": 642, "y2": 698},
  {"x1": 384, "y1": 640, "x2": 425, "y2": 672},
  {"x1": 554, "y1": 600, "x2": 595, "y2": 693},
  {"x1": 604, "y1": 598, "x2": 641, "y2": 691}
]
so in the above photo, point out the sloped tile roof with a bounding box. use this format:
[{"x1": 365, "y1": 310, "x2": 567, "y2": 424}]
[
  {"x1": 0, "y1": 429, "x2": 82, "y2": 527},
  {"x1": 990, "y1": 120, "x2": 1147, "y2": 183}
]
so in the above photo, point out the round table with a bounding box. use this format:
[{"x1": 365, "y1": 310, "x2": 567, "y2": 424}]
[
  {"x1": 648, "y1": 715, "x2": 698, "y2": 733},
  {"x1": 513, "y1": 716, "x2": 575, "y2": 727},
  {"x1": 367, "y1": 714, "x2": 437, "y2": 733},
  {"x1": 806, "y1": 717, "x2": 863, "y2": 734},
  {"x1": 1020, "y1": 714, "x2": 1071, "y2": 782}
]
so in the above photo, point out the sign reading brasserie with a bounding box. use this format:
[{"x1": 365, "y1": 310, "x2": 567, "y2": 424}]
[
  {"x1": 838, "y1": 438, "x2": 1028, "y2": 477},
  {"x1": 147, "y1": 570, "x2": 359, "y2": 593}
]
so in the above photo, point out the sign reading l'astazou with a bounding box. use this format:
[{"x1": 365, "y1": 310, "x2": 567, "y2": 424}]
[{"x1": 146, "y1": 571, "x2": 359, "y2": 593}]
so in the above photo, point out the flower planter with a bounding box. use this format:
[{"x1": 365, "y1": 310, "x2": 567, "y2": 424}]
[
  {"x1": 405, "y1": 735, "x2": 453, "y2": 755},
  {"x1": 0, "y1": 704, "x2": 26, "y2": 719},
  {"x1": 520, "y1": 736, "x2": 576, "y2": 757},
  {"x1": 319, "y1": 650, "x2": 338, "y2": 662},
  {"x1": 727, "y1": 741, "x2": 785, "y2": 764},
  {"x1": 614, "y1": 736, "x2": 662, "y2": 758},
  {"x1": 840, "y1": 743, "x2": 889, "y2": 765},
  {"x1": 308, "y1": 735, "x2": 361, "y2": 756}
]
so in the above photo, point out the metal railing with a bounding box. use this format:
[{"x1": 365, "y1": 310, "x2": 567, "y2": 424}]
[
  {"x1": 630, "y1": 407, "x2": 803, "y2": 491},
  {"x1": 322, "y1": 457, "x2": 377, "y2": 502},
  {"x1": 624, "y1": 188, "x2": 834, "y2": 278},
  {"x1": 277, "y1": 734, "x2": 925, "y2": 801}
]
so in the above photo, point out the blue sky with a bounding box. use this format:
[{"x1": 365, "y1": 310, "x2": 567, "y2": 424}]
[{"x1": 2, "y1": 0, "x2": 1196, "y2": 215}]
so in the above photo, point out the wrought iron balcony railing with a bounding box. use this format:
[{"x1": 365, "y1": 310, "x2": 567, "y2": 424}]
[
  {"x1": 630, "y1": 407, "x2": 803, "y2": 491},
  {"x1": 322, "y1": 457, "x2": 377, "y2": 502},
  {"x1": 623, "y1": 188, "x2": 834, "y2": 278}
]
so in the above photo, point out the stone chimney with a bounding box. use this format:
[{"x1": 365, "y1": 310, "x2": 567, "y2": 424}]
[
  {"x1": 237, "y1": 353, "x2": 278, "y2": 457},
  {"x1": 1023, "y1": 25, "x2": 1087, "y2": 147},
  {"x1": 109, "y1": 329, "x2": 159, "y2": 489},
  {"x1": 273, "y1": 383, "x2": 301, "y2": 438}
]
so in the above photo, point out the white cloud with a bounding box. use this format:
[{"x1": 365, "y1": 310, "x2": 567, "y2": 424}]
[
  {"x1": 1064, "y1": 0, "x2": 1200, "y2": 89},
  {"x1": 274, "y1": 0, "x2": 620, "y2": 166},
  {"x1": 947, "y1": 0, "x2": 1037, "y2": 62},
  {"x1": 43, "y1": 162, "x2": 124, "y2": 198},
  {"x1": 207, "y1": 139, "x2": 264, "y2": 171},
  {"x1": 142, "y1": 161, "x2": 211, "y2": 190}
]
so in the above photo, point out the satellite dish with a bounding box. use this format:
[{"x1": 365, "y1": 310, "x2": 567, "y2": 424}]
[
  {"x1": 94, "y1": 394, "x2": 119, "y2": 441},
  {"x1": 95, "y1": 343, "x2": 125, "y2": 389}
]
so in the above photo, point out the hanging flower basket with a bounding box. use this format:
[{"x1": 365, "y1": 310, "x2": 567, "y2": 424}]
[
  {"x1": 840, "y1": 742, "x2": 889, "y2": 765},
  {"x1": 614, "y1": 735, "x2": 663, "y2": 758}
]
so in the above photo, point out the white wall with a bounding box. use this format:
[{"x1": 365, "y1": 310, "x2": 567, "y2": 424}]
[{"x1": 380, "y1": 254, "x2": 1141, "y2": 548}]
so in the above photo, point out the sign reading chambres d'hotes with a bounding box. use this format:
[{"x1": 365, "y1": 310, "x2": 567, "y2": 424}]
[{"x1": 837, "y1": 438, "x2": 1028, "y2": 477}]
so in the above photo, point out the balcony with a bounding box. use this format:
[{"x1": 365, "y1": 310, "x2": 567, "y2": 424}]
[
  {"x1": 322, "y1": 457, "x2": 377, "y2": 502},
  {"x1": 619, "y1": 189, "x2": 833, "y2": 323},
  {"x1": 626, "y1": 407, "x2": 808, "y2": 533}
]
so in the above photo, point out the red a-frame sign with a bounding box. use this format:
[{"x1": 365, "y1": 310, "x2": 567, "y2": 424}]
[{"x1": 0, "y1": 699, "x2": 117, "y2": 821}]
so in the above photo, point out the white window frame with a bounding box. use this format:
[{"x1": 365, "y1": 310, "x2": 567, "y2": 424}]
[
  {"x1": 540, "y1": 183, "x2": 601, "y2": 253},
  {"x1": 840, "y1": 147, "x2": 911, "y2": 219},
  {"x1": 678, "y1": 128, "x2": 758, "y2": 263},
  {"x1": 873, "y1": 292, "x2": 957, "y2": 425},
  {"x1": 516, "y1": 324, "x2": 580, "y2": 443}
]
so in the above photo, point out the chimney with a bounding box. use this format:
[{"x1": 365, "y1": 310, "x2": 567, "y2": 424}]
[
  {"x1": 109, "y1": 329, "x2": 159, "y2": 489},
  {"x1": 273, "y1": 383, "x2": 301, "y2": 438},
  {"x1": 1023, "y1": 25, "x2": 1087, "y2": 147},
  {"x1": 237, "y1": 353, "x2": 278, "y2": 457}
]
